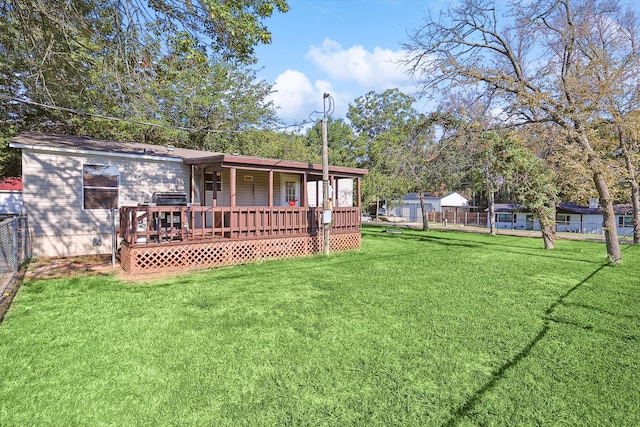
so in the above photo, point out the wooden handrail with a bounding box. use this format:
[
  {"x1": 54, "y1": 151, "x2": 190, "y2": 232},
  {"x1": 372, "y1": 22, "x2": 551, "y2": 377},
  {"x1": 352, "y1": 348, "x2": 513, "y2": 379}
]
[{"x1": 120, "y1": 205, "x2": 362, "y2": 245}]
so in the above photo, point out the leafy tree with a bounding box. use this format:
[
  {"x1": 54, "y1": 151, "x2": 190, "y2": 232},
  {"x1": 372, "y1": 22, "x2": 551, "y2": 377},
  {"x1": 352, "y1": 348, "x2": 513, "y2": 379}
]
[
  {"x1": 152, "y1": 58, "x2": 279, "y2": 152},
  {"x1": 404, "y1": 0, "x2": 637, "y2": 262},
  {"x1": 347, "y1": 89, "x2": 420, "y2": 212},
  {"x1": 593, "y1": 114, "x2": 640, "y2": 244},
  {"x1": 395, "y1": 111, "x2": 469, "y2": 230},
  {"x1": 468, "y1": 131, "x2": 511, "y2": 236},
  {"x1": 0, "y1": 0, "x2": 289, "y2": 177},
  {"x1": 304, "y1": 118, "x2": 358, "y2": 168},
  {"x1": 616, "y1": 120, "x2": 640, "y2": 244},
  {"x1": 226, "y1": 130, "x2": 316, "y2": 162},
  {"x1": 502, "y1": 134, "x2": 559, "y2": 249}
]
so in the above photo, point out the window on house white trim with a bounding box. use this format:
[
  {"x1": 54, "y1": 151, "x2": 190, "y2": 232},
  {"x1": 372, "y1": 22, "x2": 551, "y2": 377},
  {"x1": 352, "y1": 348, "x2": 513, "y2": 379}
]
[
  {"x1": 618, "y1": 216, "x2": 633, "y2": 227},
  {"x1": 497, "y1": 213, "x2": 514, "y2": 222},
  {"x1": 83, "y1": 164, "x2": 119, "y2": 209},
  {"x1": 285, "y1": 181, "x2": 297, "y2": 203}
]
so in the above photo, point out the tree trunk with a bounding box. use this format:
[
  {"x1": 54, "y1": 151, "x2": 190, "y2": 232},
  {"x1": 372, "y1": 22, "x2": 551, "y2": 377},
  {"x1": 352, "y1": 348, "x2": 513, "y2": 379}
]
[
  {"x1": 594, "y1": 174, "x2": 621, "y2": 262},
  {"x1": 577, "y1": 128, "x2": 621, "y2": 262},
  {"x1": 541, "y1": 224, "x2": 555, "y2": 249},
  {"x1": 631, "y1": 180, "x2": 640, "y2": 245},
  {"x1": 622, "y1": 146, "x2": 640, "y2": 244},
  {"x1": 488, "y1": 191, "x2": 497, "y2": 235},
  {"x1": 536, "y1": 201, "x2": 556, "y2": 250},
  {"x1": 418, "y1": 192, "x2": 430, "y2": 231}
]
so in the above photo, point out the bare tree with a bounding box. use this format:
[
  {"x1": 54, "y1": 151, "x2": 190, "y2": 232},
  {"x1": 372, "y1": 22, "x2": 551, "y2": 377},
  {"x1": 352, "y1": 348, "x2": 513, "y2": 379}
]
[{"x1": 404, "y1": 0, "x2": 638, "y2": 262}]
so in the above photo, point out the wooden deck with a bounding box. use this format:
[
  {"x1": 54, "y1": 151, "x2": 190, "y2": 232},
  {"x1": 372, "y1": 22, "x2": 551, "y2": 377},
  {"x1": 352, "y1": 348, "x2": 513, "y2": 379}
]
[{"x1": 119, "y1": 205, "x2": 362, "y2": 273}]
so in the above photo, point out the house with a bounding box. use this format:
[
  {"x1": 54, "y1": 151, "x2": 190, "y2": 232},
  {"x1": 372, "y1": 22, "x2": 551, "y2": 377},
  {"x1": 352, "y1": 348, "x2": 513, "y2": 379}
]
[
  {"x1": 0, "y1": 177, "x2": 22, "y2": 216},
  {"x1": 492, "y1": 204, "x2": 540, "y2": 230},
  {"x1": 554, "y1": 203, "x2": 605, "y2": 234},
  {"x1": 491, "y1": 202, "x2": 633, "y2": 235},
  {"x1": 388, "y1": 192, "x2": 470, "y2": 222},
  {"x1": 9, "y1": 133, "x2": 367, "y2": 272}
]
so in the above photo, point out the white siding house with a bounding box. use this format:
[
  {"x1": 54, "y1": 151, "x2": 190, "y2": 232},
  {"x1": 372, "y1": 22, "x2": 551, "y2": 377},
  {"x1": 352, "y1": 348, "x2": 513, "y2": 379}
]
[
  {"x1": 491, "y1": 202, "x2": 632, "y2": 235},
  {"x1": 493, "y1": 207, "x2": 540, "y2": 230},
  {"x1": 13, "y1": 137, "x2": 191, "y2": 257},
  {"x1": 389, "y1": 192, "x2": 469, "y2": 222},
  {"x1": 10, "y1": 133, "x2": 366, "y2": 258}
]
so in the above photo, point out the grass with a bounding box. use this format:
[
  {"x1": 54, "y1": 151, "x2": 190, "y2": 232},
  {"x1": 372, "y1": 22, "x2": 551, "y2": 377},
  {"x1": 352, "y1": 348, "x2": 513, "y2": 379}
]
[{"x1": 0, "y1": 226, "x2": 639, "y2": 426}]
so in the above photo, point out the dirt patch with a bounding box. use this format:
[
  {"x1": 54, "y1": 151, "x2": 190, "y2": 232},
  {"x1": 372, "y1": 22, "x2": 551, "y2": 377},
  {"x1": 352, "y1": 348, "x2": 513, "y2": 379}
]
[
  {"x1": 23, "y1": 254, "x2": 119, "y2": 281},
  {"x1": 23, "y1": 255, "x2": 197, "y2": 284}
]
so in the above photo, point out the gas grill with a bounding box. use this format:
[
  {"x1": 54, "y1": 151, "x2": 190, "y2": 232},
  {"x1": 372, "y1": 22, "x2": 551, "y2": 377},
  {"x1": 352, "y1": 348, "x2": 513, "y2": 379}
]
[{"x1": 152, "y1": 191, "x2": 188, "y2": 206}]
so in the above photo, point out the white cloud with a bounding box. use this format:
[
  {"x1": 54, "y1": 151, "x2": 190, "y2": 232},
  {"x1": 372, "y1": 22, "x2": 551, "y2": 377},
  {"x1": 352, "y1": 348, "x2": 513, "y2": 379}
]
[
  {"x1": 305, "y1": 38, "x2": 414, "y2": 93},
  {"x1": 268, "y1": 69, "x2": 351, "y2": 123},
  {"x1": 267, "y1": 40, "x2": 420, "y2": 123}
]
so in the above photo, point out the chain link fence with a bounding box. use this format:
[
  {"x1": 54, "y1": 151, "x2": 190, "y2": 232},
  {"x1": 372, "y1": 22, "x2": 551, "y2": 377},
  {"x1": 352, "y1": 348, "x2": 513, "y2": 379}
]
[{"x1": 0, "y1": 215, "x2": 31, "y2": 305}]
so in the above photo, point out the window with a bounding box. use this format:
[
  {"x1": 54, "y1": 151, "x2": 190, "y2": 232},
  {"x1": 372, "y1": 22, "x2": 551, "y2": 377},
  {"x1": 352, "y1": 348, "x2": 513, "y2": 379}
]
[
  {"x1": 619, "y1": 216, "x2": 633, "y2": 227},
  {"x1": 557, "y1": 214, "x2": 570, "y2": 223},
  {"x1": 205, "y1": 172, "x2": 222, "y2": 192},
  {"x1": 497, "y1": 213, "x2": 514, "y2": 222},
  {"x1": 83, "y1": 165, "x2": 119, "y2": 209},
  {"x1": 285, "y1": 181, "x2": 297, "y2": 203}
]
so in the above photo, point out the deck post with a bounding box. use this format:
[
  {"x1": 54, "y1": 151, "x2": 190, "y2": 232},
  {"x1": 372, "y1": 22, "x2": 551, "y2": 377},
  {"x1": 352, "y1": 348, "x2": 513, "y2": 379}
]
[
  {"x1": 230, "y1": 167, "x2": 237, "y2": 207},
  {"x1": 268, "y1": 170, "x2": 273, "y2": 206}
]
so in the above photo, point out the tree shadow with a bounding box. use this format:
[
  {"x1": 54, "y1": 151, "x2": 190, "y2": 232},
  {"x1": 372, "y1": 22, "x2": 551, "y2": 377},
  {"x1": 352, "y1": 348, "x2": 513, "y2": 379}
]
[
  {"x1": 363, "y1": 228, "x2": 608, "y2": 265},
  {"x1": 442, "y1": 254, "x2": 627, "y2": 426}
]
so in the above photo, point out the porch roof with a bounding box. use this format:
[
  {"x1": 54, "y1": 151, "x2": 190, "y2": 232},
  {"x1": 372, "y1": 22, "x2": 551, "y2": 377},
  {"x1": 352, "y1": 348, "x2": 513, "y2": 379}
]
[
  {"x1": 186, "y1": 153, "x2": 367, "y2": 178},
  {"x1": 9, "y1": 132, "x2": 367, "y2": 178}
]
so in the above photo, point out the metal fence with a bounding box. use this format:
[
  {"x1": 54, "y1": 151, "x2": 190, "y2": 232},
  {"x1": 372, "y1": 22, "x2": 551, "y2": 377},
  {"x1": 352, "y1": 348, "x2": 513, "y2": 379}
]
[
  {"x1": 0, "y1": 215, "x2": 31, "y2": 298},
  {"x1": 388, "y1": 210, "x2": 490, "y2": 226}
]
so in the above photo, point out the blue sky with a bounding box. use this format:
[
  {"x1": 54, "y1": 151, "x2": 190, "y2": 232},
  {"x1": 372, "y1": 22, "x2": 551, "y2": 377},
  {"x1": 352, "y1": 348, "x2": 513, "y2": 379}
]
[
  {"x1": 253, "y1": 0, "x2": 439, "y2": 124},
  {"x1": 253, "y1": 0, "x2": 640, "y2": 126}
]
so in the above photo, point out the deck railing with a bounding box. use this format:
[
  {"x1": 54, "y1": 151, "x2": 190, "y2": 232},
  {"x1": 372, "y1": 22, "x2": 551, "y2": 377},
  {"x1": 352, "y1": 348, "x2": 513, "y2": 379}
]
[{"x1": 120, "y1": 205, "x2": 361, "y2": 246}]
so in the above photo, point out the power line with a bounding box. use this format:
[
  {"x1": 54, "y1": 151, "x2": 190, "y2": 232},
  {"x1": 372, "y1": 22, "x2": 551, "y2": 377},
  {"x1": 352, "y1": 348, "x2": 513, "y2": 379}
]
[
  {"x1": 0, "y1": 94, "x2": 314, "y2": 134},
  {"x1": 309, "y1": 93, "x2": 335, "y2": 122}
]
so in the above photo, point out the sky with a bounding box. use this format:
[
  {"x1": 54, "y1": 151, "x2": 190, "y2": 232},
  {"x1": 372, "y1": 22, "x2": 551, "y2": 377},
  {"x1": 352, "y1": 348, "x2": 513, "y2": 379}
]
[
  {"x1": 252, "y1": 0, "x2": 440, "y2": 125},
  {"x1": 252, "y1": 0, "x2": 640, "y2": 127}
]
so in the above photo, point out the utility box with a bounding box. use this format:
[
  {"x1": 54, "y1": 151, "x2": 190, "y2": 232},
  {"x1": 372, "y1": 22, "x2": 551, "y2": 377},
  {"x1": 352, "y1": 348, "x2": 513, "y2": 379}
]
[{"x1": 323, "y1": 209, "x2": 332, "y2": 224}]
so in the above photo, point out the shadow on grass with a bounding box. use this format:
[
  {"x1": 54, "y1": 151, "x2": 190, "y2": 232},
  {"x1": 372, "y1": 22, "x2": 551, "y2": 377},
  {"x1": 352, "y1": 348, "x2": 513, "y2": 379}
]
[
  {"x1": 363, "y1": 228, "x2": 607, "y2": 265},
  {"x1": 135, "y1": 229, "x2": 610, "y2": 288},
  {"x1": 443, "y1": 248, "x2": 631, "y2": 426},
  {"x1": 562, "y1": 301, "x2": 640, "y2": 321}
]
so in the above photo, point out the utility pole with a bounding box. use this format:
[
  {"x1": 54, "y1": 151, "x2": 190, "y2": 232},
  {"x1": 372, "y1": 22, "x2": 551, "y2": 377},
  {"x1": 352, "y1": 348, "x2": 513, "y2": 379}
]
[{"x1": 322, "y1": 93, "x2": 331, "y2": 255}]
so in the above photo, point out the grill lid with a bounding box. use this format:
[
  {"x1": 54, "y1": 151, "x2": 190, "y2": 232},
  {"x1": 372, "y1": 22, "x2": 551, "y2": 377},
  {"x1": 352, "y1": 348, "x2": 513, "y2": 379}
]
[{"x1": 152, "y1": 192, "x2": 188, "y2": 206}]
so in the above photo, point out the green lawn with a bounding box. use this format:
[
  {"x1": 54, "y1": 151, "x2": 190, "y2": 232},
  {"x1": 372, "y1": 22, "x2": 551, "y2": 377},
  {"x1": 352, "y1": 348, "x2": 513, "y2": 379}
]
[{"x1": 1, "y1": 227, "x2": 639, "y2": 426}]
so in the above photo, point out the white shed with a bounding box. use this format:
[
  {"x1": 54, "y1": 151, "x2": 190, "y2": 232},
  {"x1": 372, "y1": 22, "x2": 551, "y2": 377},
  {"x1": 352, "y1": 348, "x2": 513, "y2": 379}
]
[{"x1": 390, "y1": 192, "x2": 469, "y2": 222}]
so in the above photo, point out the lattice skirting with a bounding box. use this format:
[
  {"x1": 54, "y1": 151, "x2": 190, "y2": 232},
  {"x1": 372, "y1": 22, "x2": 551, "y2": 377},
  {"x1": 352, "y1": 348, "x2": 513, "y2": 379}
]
[{"x1": 121, "y1": 232, "x2": 361, "y2": 274}]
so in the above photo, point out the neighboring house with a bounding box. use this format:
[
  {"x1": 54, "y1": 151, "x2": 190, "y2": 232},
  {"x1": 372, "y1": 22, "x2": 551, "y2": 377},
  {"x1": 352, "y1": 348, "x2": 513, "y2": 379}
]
[
  {"x1": 554, "y1": 203, "x2": 605, "y2": 234},
  {"x1": 491, "y1": 202, "x2": 633, "y2": 235},
  {"x1": 389, "y1": 192, "x2": 470, "y2": 222},
  {"x1": 0, "y1": 177, "x2": 22, "y2": 215},
  {"x1": 9, "y1": 133, "x2": 367, "y2": 270},
  {"x1": 492, "y1": 204, "x2": 541, "y2": 231},
  {"x1": 615, "y1": 205, "x2": 635, "y2": 237}
]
